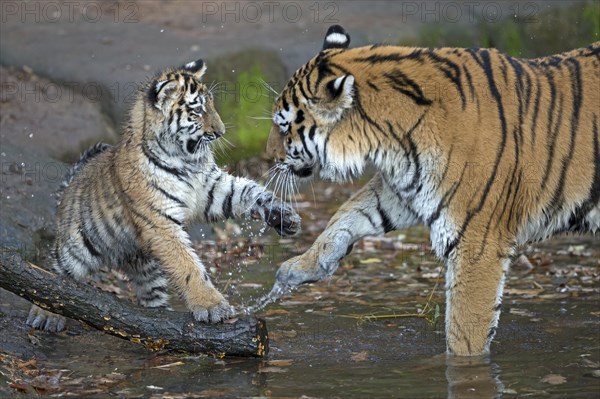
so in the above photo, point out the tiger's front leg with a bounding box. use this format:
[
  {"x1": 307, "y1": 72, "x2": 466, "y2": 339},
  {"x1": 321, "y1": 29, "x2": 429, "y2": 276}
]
[
  {"x1": 445, "y1": 238, "x2": 509, "y2": 356},
  {"x1": 275, "y1": 174, "x2": 419, "y2": 288},
  {"x1": 202, "y1": 170, "x2": 301, "y2": 236},
  {"x1": 139, "y1": 222, "x2": 233, "y2": 323}
]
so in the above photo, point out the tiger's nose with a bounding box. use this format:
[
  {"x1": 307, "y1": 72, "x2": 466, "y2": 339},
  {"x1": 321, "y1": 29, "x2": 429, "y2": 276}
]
[{"x1": 213, "y1": 131, "x2": 224, "y2": 138}]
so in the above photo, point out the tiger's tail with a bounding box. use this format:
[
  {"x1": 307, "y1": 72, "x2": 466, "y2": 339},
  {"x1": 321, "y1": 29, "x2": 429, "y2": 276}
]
[{"x1": 57, "y1": 142, "x2": 111, "y2": 202}]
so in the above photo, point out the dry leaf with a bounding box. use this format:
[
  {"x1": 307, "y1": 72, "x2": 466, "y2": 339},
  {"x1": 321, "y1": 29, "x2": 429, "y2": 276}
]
[
  {"x1": 258, "y1": 367, "x2": 287, "y2": 373},
  {"x1": 504, "y1": 288, "x2": 543, "y2": 297},
  {"x1": 509, "y1": 308, "x2": 536, "y2": 317},
  {"x1": 350, "y1": 351, "x2": 369, "y2": 362},
  {"x1": 238, "y1": 283, "x2": 263, "y2": 289},
  {"x1": 9, "y1": 381, "x2": 29, "y2": 393},
  {"x1": 17, "y1": 359, "x2": 37, "y2": 369},
  {"x1": 541, "y1": 374, "x2": 567, "y2": 385},
  {"x1": 152, "y1": 361, "x2": 184, "y2": 369},
  {"x1": 267, "y1": 359, "x2": 293, "y2": 367},
  {"x1": 360, "y1": 258, "x2": 382, "y2": 264},
  {"x1": 262, "y1": 309, "x2": 289, "y2": 316},
  {"x1": 198, "y1": 388, "x2": 234, "y2": 397}
]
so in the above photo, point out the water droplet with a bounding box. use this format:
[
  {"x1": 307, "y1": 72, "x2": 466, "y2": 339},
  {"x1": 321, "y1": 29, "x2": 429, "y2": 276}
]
[
  {"x1": 6, "y1": 196, "x2": 10, "y2": 200},
  {"x1": 28, "y1": 133, "x2": 33, "y2": 138},
  {"x1": 232, "y1": 69, "x2": 235, "y2": 73},
  {"x1": 160, "y1": 29, "x2": 164, "y2": 33}
]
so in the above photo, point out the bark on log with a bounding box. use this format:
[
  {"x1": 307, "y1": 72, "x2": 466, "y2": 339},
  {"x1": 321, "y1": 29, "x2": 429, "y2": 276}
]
[{"x1": 0, "y1": 251, "x2": 268, "y2": 357}]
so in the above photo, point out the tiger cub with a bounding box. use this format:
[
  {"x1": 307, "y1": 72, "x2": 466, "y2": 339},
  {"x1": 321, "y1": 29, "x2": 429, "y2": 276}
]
[
  {"x1": 27, "y1": 59, "x2": 301, "y2": 331},
  {"x1": 265, "y1": 25, "x2": 599, "y2": 356}
]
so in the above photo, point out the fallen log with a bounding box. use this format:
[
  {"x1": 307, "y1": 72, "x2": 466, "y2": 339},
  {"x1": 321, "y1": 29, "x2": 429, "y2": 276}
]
[{"x1": 0, "y1": 251, "x2": 268, "y2": 357}]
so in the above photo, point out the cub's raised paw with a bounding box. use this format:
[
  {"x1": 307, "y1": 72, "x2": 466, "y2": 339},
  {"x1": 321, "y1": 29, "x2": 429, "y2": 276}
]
[
  {"x1": 191, "y1": 299, "x2": 235, "y2": 323},
  {"x1": 26, "y1": 305, "x2": 66, "y2": 332},
  {"x1": 265, "y1": 201, "x2": 301, "y2": 236},
  {"x1": 251, "y1": 192, "x2": 301, "y2": 236}
]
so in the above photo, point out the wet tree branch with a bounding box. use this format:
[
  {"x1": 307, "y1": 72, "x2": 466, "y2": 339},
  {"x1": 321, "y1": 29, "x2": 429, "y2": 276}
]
[{"x1": 0, "y1": 251, "x2": 268, "y2": 357}]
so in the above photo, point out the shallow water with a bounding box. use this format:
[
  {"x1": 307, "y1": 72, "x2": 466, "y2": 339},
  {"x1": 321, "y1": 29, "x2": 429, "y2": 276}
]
[{"x1": 2, "y1": 180, "x2": 599, "y2": 398}]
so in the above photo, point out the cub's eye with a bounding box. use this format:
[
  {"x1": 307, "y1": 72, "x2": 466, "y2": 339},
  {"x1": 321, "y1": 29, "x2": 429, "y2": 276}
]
[{"x1": 188, "y1": 105, "x2": 203, "y2": 115}]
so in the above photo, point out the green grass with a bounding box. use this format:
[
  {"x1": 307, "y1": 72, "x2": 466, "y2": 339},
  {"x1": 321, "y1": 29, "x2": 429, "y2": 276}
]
[
  {"x1": 205, "y1": 49, "x2": 286, "y2": 163},
  {"x1": 215, "y1": 64, "x2": 272, "y2": 162}
]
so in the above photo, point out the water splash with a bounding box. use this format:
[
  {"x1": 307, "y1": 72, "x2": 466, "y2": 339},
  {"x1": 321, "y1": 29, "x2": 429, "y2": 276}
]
[{"x1": 236, "y1": 282, "x2": 291, "y2": 316}]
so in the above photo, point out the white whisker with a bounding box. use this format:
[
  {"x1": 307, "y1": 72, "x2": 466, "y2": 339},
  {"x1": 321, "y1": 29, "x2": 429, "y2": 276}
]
[
  {"x1": 259, "y1": 78, "x2": 280, "y2": 96},
  {"x1": 309, "y1": 179, "x2": 317, "y2": 207},
  {"x1": 247, "y1": 116, "x2": 274, "y2": 121}
]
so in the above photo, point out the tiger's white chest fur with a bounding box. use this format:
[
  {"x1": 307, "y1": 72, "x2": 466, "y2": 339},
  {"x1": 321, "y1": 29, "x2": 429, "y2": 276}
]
[{"x1": 375, "y1": 150, "x2": 459, "y2": 259}]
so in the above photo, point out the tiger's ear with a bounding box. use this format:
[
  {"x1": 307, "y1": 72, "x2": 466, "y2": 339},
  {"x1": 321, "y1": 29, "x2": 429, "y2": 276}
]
[
  {"x1": 184, "y1": 59, "x2": 207, "y2": 79},
  {"x1": 325, "y1": 75, "x2": 355, "y2": 110},
  {"x1": 149, "y1": 79, "x2": 180, "y2": 112},
  {"x1": 322, "y1": 25, "x2": 350, "y2": 50}
]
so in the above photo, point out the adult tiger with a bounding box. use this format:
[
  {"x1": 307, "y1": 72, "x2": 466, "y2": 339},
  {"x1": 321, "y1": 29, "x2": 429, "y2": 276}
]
[
  {"x1": 265, "y1": 25, "x2": 600, "y2": 356},
  {"x1": 27, "y1": 59, "x2": 301, "y2": 332}
]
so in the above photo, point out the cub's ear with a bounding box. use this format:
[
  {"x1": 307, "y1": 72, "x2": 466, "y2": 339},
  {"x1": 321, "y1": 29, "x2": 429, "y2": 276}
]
[
  {"x1": 149, "y1": 79, "x2": 180, "y2": 112},
  {"x1": 325, "y1": 74, "x2": 355, "y2": 109},
  {"x1": 322, "y1": 25, "x2": 350, "y2": 50},
  {"x1": 184, "y1": 59, "x2": 207, "y2": 79}
]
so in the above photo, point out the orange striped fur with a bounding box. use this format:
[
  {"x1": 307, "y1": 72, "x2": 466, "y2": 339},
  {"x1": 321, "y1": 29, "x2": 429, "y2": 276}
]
[{"x1": 265, "y1": 25, "x2": 599, "y2": 355}]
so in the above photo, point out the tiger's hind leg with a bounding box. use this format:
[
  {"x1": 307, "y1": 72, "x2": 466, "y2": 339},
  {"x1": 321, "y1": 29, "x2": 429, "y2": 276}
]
[
  {"x1": 27, "y1": 239, "x2": 102, "y2": 332},
  {"x1": 126, "y1": 256, "x2": 170, "y2": 309},
  {"x1": 445, "y1": 239, "x2": 509, "y2": 356}
]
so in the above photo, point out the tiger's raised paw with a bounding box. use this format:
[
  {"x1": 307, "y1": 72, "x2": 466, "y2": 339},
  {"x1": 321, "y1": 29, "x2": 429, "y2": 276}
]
[
  {"x1": 252, "y1": 192, "x2": 301, "y2": 236},
  {"x1": 26, "y1": 305, "x2": 66, "y2": 332},
  {"x1": 191, "y1": 299, "x2": 235, "y2": 324}
]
